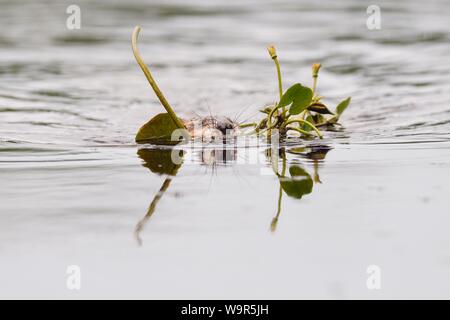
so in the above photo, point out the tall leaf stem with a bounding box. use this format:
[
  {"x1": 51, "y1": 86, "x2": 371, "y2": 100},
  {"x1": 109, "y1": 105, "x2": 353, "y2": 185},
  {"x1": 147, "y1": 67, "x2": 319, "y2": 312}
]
[{"x1": 132, "y1": 26, "x2": 186, "y2": 130}]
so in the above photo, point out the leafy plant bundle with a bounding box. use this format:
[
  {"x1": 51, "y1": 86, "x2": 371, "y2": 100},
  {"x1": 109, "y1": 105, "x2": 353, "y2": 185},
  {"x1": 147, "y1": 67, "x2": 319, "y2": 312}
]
[{"x1": 131, "y1": 26, "x2": 351, "y2": 144}]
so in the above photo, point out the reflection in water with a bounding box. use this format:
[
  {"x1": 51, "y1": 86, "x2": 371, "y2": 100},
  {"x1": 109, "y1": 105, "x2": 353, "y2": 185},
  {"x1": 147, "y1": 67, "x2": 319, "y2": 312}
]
[
  {"x1": 134, "y1": 149, "x2": 184, "y2": 246},
  {"x1": 287, "y1": 145, "x2": 331, "y2": 183},
  {"x1": 268, "y1": 146, "x2": 331, "y2": 232},
  {"x1": 135, "y1": 145, "x2": 331, "y2": 245}
]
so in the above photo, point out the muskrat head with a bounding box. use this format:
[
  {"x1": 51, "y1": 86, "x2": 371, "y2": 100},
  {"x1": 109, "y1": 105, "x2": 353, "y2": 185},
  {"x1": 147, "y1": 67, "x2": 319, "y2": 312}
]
[{"x1": 184, "y1": 115, "x2": 239, "y2": 142}]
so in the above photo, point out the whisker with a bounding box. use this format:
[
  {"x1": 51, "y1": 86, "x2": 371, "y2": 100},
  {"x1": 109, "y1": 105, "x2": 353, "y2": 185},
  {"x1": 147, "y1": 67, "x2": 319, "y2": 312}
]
[
  {"x1": 238, "y1": 110, "x2": 260, "y2": 125},
  {"x1": 233, "y1": 104, "x2": 254, "y2": 123},
  {"x1": 203, "y1": 98, "x2": 214, "y2": 119}
]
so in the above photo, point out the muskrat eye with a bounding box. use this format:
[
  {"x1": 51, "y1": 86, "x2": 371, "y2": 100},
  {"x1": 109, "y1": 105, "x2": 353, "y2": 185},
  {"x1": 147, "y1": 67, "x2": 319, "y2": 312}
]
[{"x1": 201, "y1": 116, "x2": 216, "y2": 127}]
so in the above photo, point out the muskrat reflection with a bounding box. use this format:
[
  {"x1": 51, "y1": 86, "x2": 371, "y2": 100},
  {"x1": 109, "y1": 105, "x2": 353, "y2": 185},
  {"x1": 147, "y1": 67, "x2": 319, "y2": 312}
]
[
  {"x1": 135, "y1": 145, "x2": 331, "y2": 245},
  {"x1": 267, "y1": 145, "x2": 331, "y2": 232},
  {"x1": 200, "y1": 147, "x2": 238, "y2": 166}
]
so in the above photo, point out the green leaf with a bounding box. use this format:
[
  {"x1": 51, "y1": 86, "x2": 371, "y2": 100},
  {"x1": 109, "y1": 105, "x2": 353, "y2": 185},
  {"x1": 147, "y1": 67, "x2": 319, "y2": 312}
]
[
  {"x1": 312, "y1": 113, "x2": 325, "y2": 125},
  {"x1": 137, "y1": 148, "x2": 183, "y2": 175},
  {"x1": 279, "y1": 165, "x2": 313, "y2": 199},
  {"x1": 335, "y1": 97, "x2": 351, "y2": 117},
  {"x1": 301, "y1": 115, "x2": 314, "y2": 132},
  {"x1": 135, "y1": 112, "x2": 184, "y2": 145},
  {"x1": 259, "y1": 106, "x2": 273, "y2": 114},
  {"x1": 278, "y1": 83, "x2": 313, "y2": 115}
]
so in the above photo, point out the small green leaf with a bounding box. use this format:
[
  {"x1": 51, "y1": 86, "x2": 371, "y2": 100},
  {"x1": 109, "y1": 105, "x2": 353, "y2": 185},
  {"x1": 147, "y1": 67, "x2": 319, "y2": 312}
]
[
  {"x1": 259, "y1": 106, "x2": 273, "y2": 114},
  {"x1": 279, "y1": 165, "x2": 313, "y2": 199},
  {"x1": 278, "y1": 83, "x2": 313, "y2": 115},
  {"x1": 135, "y1": 112, "x2": 183, "y2": 145},
  {"x1": 335, "y1": 97, "x2": 351, "y2": 117}
]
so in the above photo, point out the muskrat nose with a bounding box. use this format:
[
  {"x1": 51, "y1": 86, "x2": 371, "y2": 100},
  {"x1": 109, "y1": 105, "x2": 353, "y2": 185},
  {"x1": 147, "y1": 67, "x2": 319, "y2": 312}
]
[
  {"x1": 217, "y1": 123, "x2": 234, "y2": 135},
  {"x1": 215, "y1": 116, "x2": 236, "y2": 135}
]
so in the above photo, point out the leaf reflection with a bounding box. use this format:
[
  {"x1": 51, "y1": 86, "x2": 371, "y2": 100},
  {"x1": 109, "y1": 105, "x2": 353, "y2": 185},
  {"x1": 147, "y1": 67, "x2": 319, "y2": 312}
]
[
  {"x1": 134, "y1": 148, "x2": 183, "y2": 245},
  {"x1": 268, "y1": 145, "x2": 331, "y2": 232},
  {"x1": 135, "y1": 144, "x2": 331, "y2": 244}
]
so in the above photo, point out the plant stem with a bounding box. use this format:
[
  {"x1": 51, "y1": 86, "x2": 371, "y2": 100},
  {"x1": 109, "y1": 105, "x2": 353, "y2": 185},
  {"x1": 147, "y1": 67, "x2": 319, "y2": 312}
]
[
  {"x1": 239, "y1": 122, "x2": 258, "y2": 128},
  {"x1": 300, "y1": 109, "x2": 309, "y2": 120},
  {"x1": 274, "y1": 58, "x2": 283, "y2": 101},
  {"x1": 312, "y1": 75, "x2": 318, "y2": 96},
  {"x1": 135, "y1": 176, "x2": 172, "y2": 246},
  {"x1": 131, "y1": 26, "x2": 186, "y2": 130},
  {"x1": 286, "y1": 127, "x2": 314, "y2": 137},
  {"x1": 271, "y1": 152, "x2": 287, "y2": 232},
  {"x1": 311, "y1": 63, "x2": 321, "y2": 97},
  {"x1": 269, "y1": 51, "x2": 285, "y2": 117},
  {"x1": 270, "y1": 185, "x2": 283, "y2": 233},
  {"x1": 267, "y1": 104, "x2": 283, "y2": 130}
]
